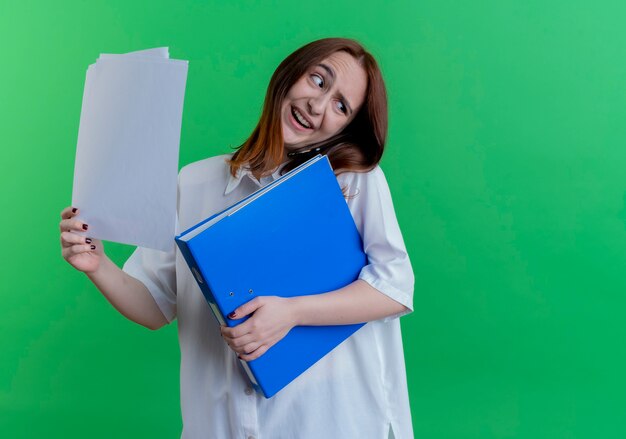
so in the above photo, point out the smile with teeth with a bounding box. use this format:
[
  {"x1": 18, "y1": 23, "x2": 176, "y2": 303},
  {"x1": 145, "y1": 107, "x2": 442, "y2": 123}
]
[{"x1": 291, "y1": 106, "x2": 312, "y2": 129}]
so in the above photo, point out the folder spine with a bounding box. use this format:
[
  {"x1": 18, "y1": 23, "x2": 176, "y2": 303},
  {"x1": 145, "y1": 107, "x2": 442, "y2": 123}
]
[
  {"x1": 176, "y1": 236, "x2": 262, "y2": 392},
  {"x1": 175, "y1": 238, "x2": 226, "y2": 326}
]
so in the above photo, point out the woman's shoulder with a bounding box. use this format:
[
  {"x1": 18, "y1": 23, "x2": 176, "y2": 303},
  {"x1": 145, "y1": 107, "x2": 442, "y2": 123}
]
[
  {"x1": 179, "y1": 153, "x2": 234, "y2": 184},
  {"x1": 337, "y1": 164, "x2": 387, "y2": 193},
  {"x1": 338, "y1": 163, "x2": 385, "y2": 180}
]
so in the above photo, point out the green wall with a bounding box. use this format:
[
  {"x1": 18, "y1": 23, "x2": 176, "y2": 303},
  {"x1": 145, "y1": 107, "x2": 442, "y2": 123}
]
[{"x1": 1, "y1": 1, "x2": 625, "y2": 437}]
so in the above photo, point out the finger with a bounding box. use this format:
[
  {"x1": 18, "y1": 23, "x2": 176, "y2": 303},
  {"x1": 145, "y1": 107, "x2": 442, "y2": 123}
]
[
  {"x1": 64, "y1": 243, "x2": 96, "y2": 258},
  {"x1": 221, "y1": 319, "x2": 252, "y2": 339},
  {"x1": 60, "y1": 206, "x2": 79, "y2": 220},
  {"x1": 60, "y1": 231, "x2": 93, "y2": 248},
  {"x1": 229, "y1": 297, "x2": 263, "y2": 320},
  {"x1": 222, "y1": 332, "x2": 256, "y2": 349},
  {"x1": 59, "y1": 218, "x2": 89, "y2": 233},
  {"x1": 239, "y1": 344, "x2": 269, "y2": 362},
  {"x1": 229, "y1": 341, "x2": 262, "y2": 356},
  {"x1": 241, "y1": 341, "x2": 262, "y2": 355},
  {"x1": 220, "y1": 324, "x2": 234, "y2": 338}
]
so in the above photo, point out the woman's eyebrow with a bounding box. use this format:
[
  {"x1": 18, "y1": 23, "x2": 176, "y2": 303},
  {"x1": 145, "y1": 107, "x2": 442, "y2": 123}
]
[
  {"x1": 318, "y1": 63, "x2": 335, "y2": 81},
  {"x1": 317, "y1": 63, "x2": 354, "y2": 115}
]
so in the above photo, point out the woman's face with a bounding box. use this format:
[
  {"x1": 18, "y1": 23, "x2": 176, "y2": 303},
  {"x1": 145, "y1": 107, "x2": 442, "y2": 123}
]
[{"x1": 281, "y1": 51, "x2": 368, "y2": 150}]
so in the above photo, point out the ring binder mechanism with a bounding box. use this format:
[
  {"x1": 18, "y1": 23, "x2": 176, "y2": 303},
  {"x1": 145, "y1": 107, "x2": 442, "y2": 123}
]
[{"x1": 191, "y1": 267, "x2": 204, "y2": 284}]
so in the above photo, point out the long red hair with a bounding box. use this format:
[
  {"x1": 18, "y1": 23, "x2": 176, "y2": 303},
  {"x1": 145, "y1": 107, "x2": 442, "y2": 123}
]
[{"x1": 229, "y1": 38, "x2": 388, "y2": 176}]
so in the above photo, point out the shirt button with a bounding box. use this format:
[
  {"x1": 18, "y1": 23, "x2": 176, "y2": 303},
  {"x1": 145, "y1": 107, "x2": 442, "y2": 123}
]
[{"x1": 245, "y1": 387, "x2": 253, "y2": 395}]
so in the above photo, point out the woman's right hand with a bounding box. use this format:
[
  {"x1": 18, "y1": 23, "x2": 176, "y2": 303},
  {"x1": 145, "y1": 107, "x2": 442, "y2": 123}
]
[
  {"x1": 59, "y1": 206, "x2": 105, "y2": 274},
  {"x1": 58, "y1": 206, "x2": 168, "y2": 330}
]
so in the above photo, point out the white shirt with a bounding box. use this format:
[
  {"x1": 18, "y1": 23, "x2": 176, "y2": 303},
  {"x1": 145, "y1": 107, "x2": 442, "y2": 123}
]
[{"x1": 123, "y1": 154, "x2": 415, "y2": 439}]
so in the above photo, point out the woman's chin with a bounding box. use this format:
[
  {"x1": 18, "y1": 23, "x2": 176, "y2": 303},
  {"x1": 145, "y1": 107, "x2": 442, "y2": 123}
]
[{"x1": 282, "y1": 129, "x2": 305, "y2": 148}]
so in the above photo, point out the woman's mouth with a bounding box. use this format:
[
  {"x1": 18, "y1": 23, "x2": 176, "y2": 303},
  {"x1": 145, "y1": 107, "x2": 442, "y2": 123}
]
[{"x1": 290, "y1": 106, "x2": 313, "y2": 130}]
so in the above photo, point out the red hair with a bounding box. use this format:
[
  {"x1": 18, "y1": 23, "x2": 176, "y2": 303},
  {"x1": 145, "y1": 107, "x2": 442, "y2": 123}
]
[{"x1": 229, "y1": 38, "x2": 388, "y2": 176}]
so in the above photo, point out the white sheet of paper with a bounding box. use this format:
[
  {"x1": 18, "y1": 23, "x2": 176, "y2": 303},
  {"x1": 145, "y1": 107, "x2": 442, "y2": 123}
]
[
  {"x1": 98, "y1": 46, "x2": 169, "y2": 60},
  {"x1": 72, "y1": 48, "x2": 188, "y2": 251}
]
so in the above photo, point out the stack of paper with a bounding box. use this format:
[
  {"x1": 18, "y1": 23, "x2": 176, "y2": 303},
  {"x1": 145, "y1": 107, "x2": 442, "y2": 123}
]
[{"x1": 72, "y1": 47, "x2": 188, "y2": 251}]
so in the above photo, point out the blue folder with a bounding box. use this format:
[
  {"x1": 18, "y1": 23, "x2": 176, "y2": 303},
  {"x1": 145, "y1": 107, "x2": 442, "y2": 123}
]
[{"x1": 175, "y1": 155, "x2": 367, "y2": 398}]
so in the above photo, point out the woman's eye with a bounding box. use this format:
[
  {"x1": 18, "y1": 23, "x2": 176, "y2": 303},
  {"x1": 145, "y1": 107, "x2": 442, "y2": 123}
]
[
  {"x1": 311, "y1": 74, "x2": 324, "y2": 88},
  {"x1": 337, "y1": 101, "x2": 347, "y2": 114}
]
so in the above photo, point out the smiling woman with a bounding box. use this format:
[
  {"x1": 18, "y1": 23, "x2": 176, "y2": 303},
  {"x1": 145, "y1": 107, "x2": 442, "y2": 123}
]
[
  {"x1": 281, "y1": 51, "x2": 367, "y2": 148},
  {"x1": 230, "y1": 38, "x2": 388, "y2": 176},
  {"x1": 59, "y1": 38, "x2": 414, "y2": 439}
]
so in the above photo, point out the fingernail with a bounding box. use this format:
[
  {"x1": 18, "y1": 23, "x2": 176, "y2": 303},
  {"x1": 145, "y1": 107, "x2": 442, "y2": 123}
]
[
  {"x1": 82, "y1": 224, "x2": 88, "y2": 230},
  {"x1": 228, "y1": 312, "x2": 236, "y2": 319},
  {"x1": 72, "y1": 207, "x2": 77, "y2": 213},
  {"x1": 85, "y1": 238, "x2": 92, "y2": 244},
  {"x1": 90, "y1": 245, "x2": 96, "y2": 250}
]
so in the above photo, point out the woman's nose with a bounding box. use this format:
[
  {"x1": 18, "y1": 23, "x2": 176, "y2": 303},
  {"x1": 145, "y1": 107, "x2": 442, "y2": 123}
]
[{"x1": 307, "y1": 95, "x2": 328, "y2": 116}]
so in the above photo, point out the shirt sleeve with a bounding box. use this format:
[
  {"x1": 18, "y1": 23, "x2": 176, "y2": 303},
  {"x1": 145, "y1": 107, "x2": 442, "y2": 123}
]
[
  {"x1": 341, "y1": 166, "x2": 415, "y2": 322},
  {"x1": 122, "y1": 244, "x2": 177, "y2": 323}
]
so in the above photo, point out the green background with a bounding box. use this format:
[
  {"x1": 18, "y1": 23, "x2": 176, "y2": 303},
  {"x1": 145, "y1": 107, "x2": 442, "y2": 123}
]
[{"x1": 1, "y1": 0, "x2": 625, "y2": 437}]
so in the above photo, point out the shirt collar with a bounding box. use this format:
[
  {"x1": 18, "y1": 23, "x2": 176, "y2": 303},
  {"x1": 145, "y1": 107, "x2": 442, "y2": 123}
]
[{"x1": 224, "y1": 163, "x2": 286, "y2": 196}]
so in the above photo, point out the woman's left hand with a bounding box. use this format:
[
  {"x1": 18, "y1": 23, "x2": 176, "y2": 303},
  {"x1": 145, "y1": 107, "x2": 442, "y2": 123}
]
[{"x1": 220, "y1": 296, "x2": 298, "y2": 361}]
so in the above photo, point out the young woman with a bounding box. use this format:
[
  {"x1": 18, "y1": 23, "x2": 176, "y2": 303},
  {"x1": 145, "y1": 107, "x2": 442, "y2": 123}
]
[{"x1": 60, "y1": 38, "x2": 415, "y2": 439}]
